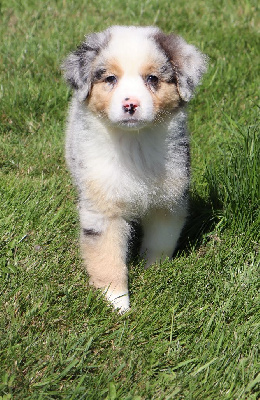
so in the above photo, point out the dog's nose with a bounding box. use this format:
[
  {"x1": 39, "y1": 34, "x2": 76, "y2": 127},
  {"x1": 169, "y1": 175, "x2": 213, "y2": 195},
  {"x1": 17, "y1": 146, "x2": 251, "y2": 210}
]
[{"x1": 122, "y1": 97, "x2": 140, "y2": 115}]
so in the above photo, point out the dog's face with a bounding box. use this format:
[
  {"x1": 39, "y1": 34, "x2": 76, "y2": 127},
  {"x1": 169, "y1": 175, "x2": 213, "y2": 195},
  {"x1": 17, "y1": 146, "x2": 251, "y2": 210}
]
[
  {"x1": 63, "y1": 26, "x2": 207, "y2": 130},
  {"x1": 87, "y1": 29, "x2": 181, "y2": 129}
]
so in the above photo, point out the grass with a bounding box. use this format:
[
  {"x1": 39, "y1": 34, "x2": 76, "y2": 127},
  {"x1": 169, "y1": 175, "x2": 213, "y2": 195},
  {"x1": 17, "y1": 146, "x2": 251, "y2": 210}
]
[{"x1": 0, "y1": 0, "x2": 259, "y2": 399}]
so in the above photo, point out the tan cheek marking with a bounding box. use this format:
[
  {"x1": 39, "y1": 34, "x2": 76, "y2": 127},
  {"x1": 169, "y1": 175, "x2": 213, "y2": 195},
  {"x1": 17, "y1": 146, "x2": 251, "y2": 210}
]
[
  {"x1": 153, "y1": 82, "x2": 180, "y2": 113},
  {"x1": 87, "y1": 59, "x2": 124, "y2": 115},
  {"x1": 140, "y1": 62, "x2": 180, "y2": 111},
  {"x1": 87, "y1": 83, "x2": 112, "y2": 115}
]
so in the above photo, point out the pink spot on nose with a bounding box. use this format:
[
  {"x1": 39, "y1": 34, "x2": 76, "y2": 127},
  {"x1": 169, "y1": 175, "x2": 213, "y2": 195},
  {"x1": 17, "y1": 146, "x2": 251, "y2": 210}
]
[{"x1": 122, "y1": 97, "x2": 140, "y2": 115}]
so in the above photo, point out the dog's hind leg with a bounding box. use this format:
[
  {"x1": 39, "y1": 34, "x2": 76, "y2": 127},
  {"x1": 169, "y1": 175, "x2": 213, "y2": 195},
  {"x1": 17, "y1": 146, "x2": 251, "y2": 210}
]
[
  {"x1": 140, "y1": 208, "x2": 186, "y2": 268},
  {"x1": 80, "y1": 212, "x2": 131, "y2": 313}
]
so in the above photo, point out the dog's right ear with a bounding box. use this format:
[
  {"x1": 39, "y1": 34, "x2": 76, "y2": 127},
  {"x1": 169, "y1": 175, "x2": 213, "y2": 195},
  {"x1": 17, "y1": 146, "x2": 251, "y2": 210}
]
[{"x1": 62, "y1": 31, "x2": 109, "y2": 101}]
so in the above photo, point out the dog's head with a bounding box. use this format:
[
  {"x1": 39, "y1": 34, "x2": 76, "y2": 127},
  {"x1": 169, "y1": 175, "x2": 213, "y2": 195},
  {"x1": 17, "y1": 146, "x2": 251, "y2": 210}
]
[{"x1": 62, "y1": 26, "x2": 207, "y2": 129}]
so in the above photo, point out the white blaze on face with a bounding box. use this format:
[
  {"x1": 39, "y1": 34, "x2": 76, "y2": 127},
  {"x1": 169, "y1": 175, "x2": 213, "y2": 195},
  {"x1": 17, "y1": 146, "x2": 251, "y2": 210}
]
[{"x1": 108, "y1": 74, "x2": 154, "y2": 125}]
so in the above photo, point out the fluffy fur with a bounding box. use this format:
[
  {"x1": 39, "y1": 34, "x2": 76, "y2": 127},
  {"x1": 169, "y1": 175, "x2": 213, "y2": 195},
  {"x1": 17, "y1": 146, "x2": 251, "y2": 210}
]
[{"x1": 62, "y1": 26, "x2": 207, "y2": 312}]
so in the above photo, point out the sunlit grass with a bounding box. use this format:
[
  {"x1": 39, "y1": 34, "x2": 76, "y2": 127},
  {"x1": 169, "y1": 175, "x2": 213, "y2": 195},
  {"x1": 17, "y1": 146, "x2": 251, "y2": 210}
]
[{"x1": 0, "y1": 0, "x2": 259, "y2": 399}]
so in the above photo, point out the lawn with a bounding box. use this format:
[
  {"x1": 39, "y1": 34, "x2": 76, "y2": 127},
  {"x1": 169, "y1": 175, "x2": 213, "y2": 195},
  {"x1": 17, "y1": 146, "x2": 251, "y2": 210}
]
[{"x1": 0, "y1": 0, "x2": 259, "y2": 399}]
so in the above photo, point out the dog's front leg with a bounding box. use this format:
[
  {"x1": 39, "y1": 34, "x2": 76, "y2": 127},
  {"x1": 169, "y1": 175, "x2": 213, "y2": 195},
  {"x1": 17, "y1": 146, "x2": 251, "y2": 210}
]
[
  {"x1": 80, "y1": 211, "x2": 131, "y2": 313},
  {"x1": 140, "y1": 208, "x2": 187, "y2": 268}
]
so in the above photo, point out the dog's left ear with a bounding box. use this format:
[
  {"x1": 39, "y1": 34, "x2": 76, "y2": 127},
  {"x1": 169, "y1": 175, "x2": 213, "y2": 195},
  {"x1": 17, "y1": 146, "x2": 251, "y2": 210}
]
[
  {"x1": 154, "y1": 31, "x2": 208, "y2": 102},
  {"x1": 62, "y1": 30, "x2": 109, "y2": 101}
]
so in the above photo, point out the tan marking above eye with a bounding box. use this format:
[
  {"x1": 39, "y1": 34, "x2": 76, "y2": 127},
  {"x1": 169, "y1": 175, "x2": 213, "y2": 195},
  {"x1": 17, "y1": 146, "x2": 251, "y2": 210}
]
[
  {"x1": 140, "y1": 60, "x2": 160, "y2": 76},
  {"x1": 106, "y1": 59, "x2": 124, "y2": 78}
]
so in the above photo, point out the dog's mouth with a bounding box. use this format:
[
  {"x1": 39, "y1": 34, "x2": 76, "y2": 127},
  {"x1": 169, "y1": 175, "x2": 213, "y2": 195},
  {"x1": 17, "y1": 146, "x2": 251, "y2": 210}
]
[
  {"x1": 121, "y1": 119, "x2": 140, "y2": 125},
  {"x1": 118, "y1": 118, "x2": 148, "y2": 130}
]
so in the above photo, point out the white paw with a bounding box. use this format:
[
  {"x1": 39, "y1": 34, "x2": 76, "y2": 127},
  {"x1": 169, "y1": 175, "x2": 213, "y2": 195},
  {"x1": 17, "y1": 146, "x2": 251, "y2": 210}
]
[{"x1": 105, "y1": 289, "x2": 130, "y2": 313}]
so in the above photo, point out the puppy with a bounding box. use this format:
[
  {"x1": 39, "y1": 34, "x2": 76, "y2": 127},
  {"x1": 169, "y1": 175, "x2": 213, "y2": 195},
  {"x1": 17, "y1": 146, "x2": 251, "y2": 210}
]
[{"x1": 62, "y1": 26, "x2": 207, "y2": 312}]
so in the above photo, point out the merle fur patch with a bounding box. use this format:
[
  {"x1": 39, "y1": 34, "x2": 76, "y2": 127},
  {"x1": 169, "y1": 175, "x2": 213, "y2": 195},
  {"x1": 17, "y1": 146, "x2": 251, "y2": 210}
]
[
  {"x1": 62, "y1": 30, "x2": 111, "y2": 101},
  {"x1": 153, "y1": 31, "x2": 208, "y2": 101},
  {"x1": 83, "y1": 228, "x2": 101, "y2": 237}
]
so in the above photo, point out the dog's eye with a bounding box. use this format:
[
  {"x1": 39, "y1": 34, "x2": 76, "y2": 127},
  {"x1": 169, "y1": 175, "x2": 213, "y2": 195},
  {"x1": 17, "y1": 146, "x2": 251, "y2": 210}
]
[
  {"x1": 146, "y1": 75, "x2": 159, "y2": 86},
  {"x1": 105, "y1": 75, "x2": 117, "y2": 85}
]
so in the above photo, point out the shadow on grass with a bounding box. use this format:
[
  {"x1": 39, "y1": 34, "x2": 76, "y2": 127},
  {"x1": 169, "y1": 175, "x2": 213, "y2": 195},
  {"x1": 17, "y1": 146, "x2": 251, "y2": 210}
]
[
  {"x1": 177, "y1": 188, "x2": 221, "y2": 254},
  {"x1": 128, "y1": 186, "x2": 222, "y2": 265},
  {"x1": 179, "y1": 122, "x2": 259, "y2": 253}
]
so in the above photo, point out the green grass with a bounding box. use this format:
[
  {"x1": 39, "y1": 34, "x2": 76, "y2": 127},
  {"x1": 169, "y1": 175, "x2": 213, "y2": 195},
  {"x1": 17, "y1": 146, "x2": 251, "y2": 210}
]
[{"x1": 0, "y1": 0, "x2": 259, "y2": 399}]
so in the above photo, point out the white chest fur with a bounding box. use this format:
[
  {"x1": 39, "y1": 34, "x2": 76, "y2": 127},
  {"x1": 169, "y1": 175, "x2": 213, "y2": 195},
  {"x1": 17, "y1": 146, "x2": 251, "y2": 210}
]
[{"x1": 66, "y1": 100, "x2": 189, "y2": 218}]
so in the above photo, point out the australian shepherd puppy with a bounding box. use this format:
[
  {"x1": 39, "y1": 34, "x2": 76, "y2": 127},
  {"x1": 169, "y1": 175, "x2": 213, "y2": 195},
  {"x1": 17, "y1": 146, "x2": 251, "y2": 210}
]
[{"x1": 62, "y1": 26, "x2": 207, "y2": 312}]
